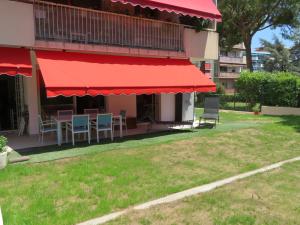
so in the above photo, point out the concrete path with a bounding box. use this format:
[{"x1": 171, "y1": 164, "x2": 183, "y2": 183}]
[
  {"x1": 78, "y1": 156, "x2": 300, "y2": 225},
  {"x1": 0, "y1": 207, "x2": 3, "y2": 225}
]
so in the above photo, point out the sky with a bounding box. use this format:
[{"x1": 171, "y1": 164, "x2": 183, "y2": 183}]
[{"x1": 252, "y1": 27, "x2": 294, "y2": 51}]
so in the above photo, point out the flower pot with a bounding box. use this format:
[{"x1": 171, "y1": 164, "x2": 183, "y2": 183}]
[{"x1": 0, "y1": 151, "x2": 7, "y2": 170}]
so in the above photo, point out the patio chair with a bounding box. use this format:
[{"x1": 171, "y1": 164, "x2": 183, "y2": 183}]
[
  {"x1": 200, "y1": 97, "x2": 220, "y2": 127},
  {"x1": 38, "y1": 115, "x2": 57, "y2": 144},
  {"x1": 57, "y1": 110, "x2": 73, "y2": 120},
  {"x1": 84, "y1": 108, "x2": 99, "y2": 120},
  {"x1": 66, "y1": 115, "x2": 90, "y2": 146},
  {"x1": 91, "y1": 113, "x2": 114, "y2": 143},
  {"x1": 113, "y1": 110, "x2": 127, "y2": 134}
]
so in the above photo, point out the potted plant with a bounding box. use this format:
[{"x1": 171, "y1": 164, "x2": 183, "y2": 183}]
[
  {"x1": 252, "y1": 104, "x2": 261, "y2": 115},
  {"x1": 0, "y1": 136, "x2": 8, "y2": 169}
]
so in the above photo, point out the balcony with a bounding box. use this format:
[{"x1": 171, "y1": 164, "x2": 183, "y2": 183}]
[
  {"x1": 219, "y1": 56, "x2": 246, "y2": 65},
  {"x1": 34, "y1": 1, "x2": 184, "y2": 52},
  {"x1": 218, "y1": 72, "x2": 240, "y2": 79}
]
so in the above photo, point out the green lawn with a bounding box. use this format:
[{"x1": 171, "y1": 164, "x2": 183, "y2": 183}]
[
  {"x1": 109, "y1": 161, "x2": 300, "y2": 225},
  {"x1": 0, "y1": 110, "x2": 300, "y2": 225}
]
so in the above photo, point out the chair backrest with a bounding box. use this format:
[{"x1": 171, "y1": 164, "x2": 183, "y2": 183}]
[
  {"x1": 84, "y1": 108, "x2": 99, "y2": 119},
  {"x1": 84, "y1": 108, "x2": 99, "y2": 115},
  {"x1": 57, "y1": 110, "x2": 73, "y2": 120},
  {"x1": 204, "y1": 97, "x2": 220, "y2": 114},
  {"x1": 97, "y1": 113, "x2": 112, "y2": 129},
  {"x1": 72, "y1": 115, "x2": 89, "y2": 131},
  {"x1": 120, "y1": 110, "x2": 127, "y2": 119}
]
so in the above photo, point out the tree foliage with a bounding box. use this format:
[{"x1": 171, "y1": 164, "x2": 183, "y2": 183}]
[
  {"x1": 218, "y1": 0, "x2": 300, "y2": 71},
  {"x1": 261, "y1": 36, "x2": 299, "y2": 74}
]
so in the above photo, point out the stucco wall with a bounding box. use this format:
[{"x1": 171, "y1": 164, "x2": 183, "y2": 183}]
[
  {"x1": 182, "y1": 93, "x2": 194, "y2": 121},
  {"x1": 106, "y1": 95, "x2": 137, "y2": 117},
  {"x1": 23, "y1": 51, "x2": 40, "y2": 135},
  {"x1": 184, "y1": 29, "x2": 219, "y2": 60},
  {"x1": 160, "y1": 94, "x2": 175, "y2": 122},
  {"x1": 262, "y1": 106, "x2": 300, "y2": 116},
  {"x1": 0, "y1": 0, "x2": 34, "y2": 47}
]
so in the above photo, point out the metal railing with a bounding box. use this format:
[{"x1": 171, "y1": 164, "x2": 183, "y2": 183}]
[
  {"x1": 34, "y1": 1, "x2": 184, "y2": 52},
  {"x1": 219, "y1": 56, "x2": 246, "y2": 65},
  {"x1": 218, "y1": 72, "x2": 241, "y2": 79}
]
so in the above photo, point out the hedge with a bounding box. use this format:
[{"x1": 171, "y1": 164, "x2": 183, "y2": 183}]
[{"x1": 236, "y1": 71, "x2": 300, "y2": 107}]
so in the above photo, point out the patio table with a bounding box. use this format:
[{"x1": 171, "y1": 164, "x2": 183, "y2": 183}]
[{"x1": 55, "y1": 115, "x2": 123, "y2": 146}]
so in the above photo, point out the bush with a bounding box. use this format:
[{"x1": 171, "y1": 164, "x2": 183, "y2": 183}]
[
  {"x1": 236, "y1": 71, "x2": 300, "y2": 107},
  {"x1": 0, "y1": 136, "x2": 7, "y2": 152}
]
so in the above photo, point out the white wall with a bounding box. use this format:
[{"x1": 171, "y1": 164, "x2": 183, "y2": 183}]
[
  {"x1": 106, "y1": 95, "x2": 137, "y2": 117},
  {"x1": 184, "y1": 29, "x2": 219, "y2": 60},
  {"x1": 0, "y1": 0, "x2": 34, "y2": 47},
  {"x1": 160, "y1": 94, "x2": 175, "y2": 122},
  {"x1": 262, "y1": 106, "x2": 300, "y2": 116},
  {"x1": 23, "y1": 51, "x2": 39, "y2": 135},
  {"x1": 182, "y1": 93, "x2": 194, "y2": 121}
]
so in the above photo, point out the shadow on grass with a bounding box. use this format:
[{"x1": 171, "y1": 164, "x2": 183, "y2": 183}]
[
  {"x1": 16, "y1": 129, "x2": 193, "y2": 156},
  {"x1": 275, "y1": 115, "x2": 300, "y2": 132}
]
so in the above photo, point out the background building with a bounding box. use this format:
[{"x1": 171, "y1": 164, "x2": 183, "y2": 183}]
[
  {"x1": 216, "y1": 43, "x2": 246, "y2": 94},
  {"x1": 252, "y1": 49, "x2": 271, "y2": 71}
]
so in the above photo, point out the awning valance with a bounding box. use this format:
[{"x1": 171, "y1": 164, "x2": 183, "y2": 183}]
[
  {"x1": 111, "y1": 0, "x2": 222, "y2": 22},
  {"x1": 36, "y1": 50, "x2": 216, "y2": 97},
  {"x1": 0, "y1": 47, "x2": 32, "y2": 77}
]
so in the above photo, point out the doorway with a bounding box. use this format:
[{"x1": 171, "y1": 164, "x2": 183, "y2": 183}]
[
  {"x1": 175, "y1": 93, "x2": 183, "y2": 122},
  {"x1": 137, "y1": 94, "x2": 156, "y2": 122},
  {"x1": 0, "y1": 76, "x2": 17, "y2": 131}
]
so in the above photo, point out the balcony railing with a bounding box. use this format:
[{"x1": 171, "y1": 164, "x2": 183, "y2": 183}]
[
  {"x1": 218, "y1": 72, "x2": 240, "y2": 79},
  {"x1": 34, "y1": 1, "x2": 184, "y2": 52},
  {"x1": 219, "y1": 56, "x2": 246, "y2": 65}
]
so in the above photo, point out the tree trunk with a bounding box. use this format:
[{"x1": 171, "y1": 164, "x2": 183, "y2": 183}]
[{"x1": 243, "y1": 34, "x2": 253, "y2": 72}]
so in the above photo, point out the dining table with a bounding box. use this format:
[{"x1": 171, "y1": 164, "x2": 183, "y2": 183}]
[{"x1": 55, "y1": 114, "x2": 123, "y2": 146}]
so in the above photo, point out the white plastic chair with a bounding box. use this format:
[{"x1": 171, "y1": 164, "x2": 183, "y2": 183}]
[
  {"x1": 91, "y1": 113, "x2": 114, "y2": 143},
  {"x1": 66, "y1": 115, "x2": 90, "y2": 146},
  {"x1": 38, "y1": 115, "x2": 57, "y2": 144},
  {"x1": 57, "y1": 110, "x2": 73, "y2": 120},
  {"x1": 113, "y1": 110, "x2": 127, "y2": 134},
  {"x1": 84, "y1": 108, "x2": 99, "y2": 120}
]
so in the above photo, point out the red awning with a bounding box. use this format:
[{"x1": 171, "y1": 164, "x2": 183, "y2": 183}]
[
  {"x1": 36, "y1": 50, "x2": 216, "y2": 97},
  {"x1": 0, "y1": 47, "x2": 32, "y2": 77},
  {"x1": 111, "y1": 0, "x2": 222, "y2": 22}
]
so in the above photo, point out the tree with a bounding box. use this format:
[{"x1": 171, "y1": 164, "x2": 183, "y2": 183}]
[
  {"x1": 260, "y1": 37, "x2": 295, "y2": 72},
  {"x1": 288, "y1": 28, "x2": 300, "y2": 73},
  {"x1": 218, "y1": 0, "x2": 300, "y2": 71}
]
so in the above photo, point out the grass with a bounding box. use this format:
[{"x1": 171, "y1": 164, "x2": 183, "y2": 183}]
[
  {"x1": 0, "y1": 110, "x2": 300, "y2": 225},
  {"x1": 109, "y1": 161, "x2": 300, "y2": 225}
]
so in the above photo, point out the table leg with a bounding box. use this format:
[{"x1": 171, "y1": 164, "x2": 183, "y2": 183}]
[{"x1": 57, "y1": 121, "x2": 62, "y2": 146}]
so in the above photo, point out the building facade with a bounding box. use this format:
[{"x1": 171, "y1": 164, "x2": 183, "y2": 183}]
[
  {"x1": 217, "y1": 43, "x2": 246, "y2": 94},
  {"x1": 0, "y1": 0, "x2": 221, "y2": 136},
  {"x1": 252, "y1": 49, "x2": 271, "y2": 71}
]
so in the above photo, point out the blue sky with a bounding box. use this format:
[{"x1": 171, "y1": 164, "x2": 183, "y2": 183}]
[{"x1": 252, "y1": 27, "x2": 294, "y2": 51}]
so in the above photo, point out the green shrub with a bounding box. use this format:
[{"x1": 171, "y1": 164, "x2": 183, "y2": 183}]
[
  {"x1": 0, "y1": 136, "x2": 7, "y2": 152},
  {"x1": 236, "y1": 71, "x2": 300, "y2": 107}
]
